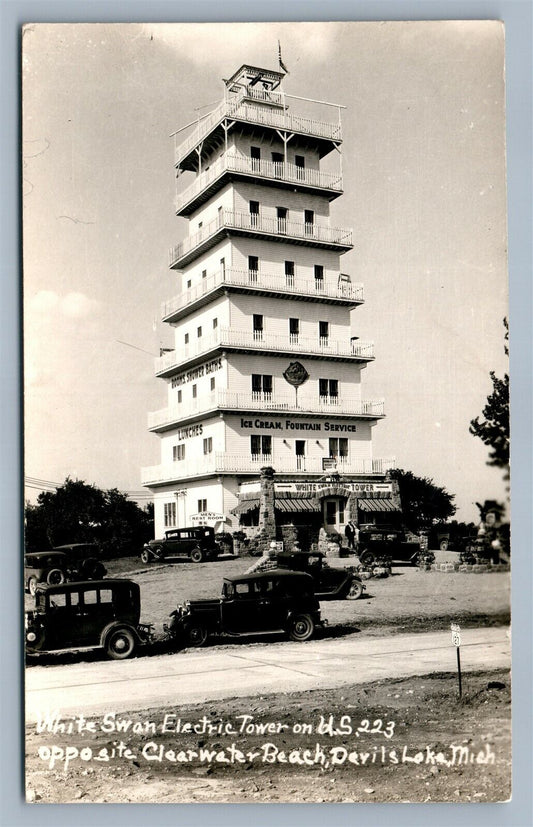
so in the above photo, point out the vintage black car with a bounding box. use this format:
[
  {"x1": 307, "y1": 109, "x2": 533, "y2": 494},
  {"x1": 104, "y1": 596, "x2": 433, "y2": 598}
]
[
  {"x1": 358, "y1": 526, "x2": 421, "y2": 566},
  {"x1": 24, "y1": 549, "x2": 107, "y2": 595},
  {"x1": 167, "y1": 569, "x2": 323, "y2": 648},
  {"x1": 141, "y1": 526, "x2": 222, "y2": 564},
  {"x1": 276, "y1": 551, "x2": 365, "y2": 600},
  {"x1": 25, "y1": 579, "x2": 152, "y2": 660}
]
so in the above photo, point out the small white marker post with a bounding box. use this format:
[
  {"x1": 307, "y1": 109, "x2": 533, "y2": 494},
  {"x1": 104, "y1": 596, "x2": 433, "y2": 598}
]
[{"x1": 451, "y1": 623, "x2": 462, "y2": 697}]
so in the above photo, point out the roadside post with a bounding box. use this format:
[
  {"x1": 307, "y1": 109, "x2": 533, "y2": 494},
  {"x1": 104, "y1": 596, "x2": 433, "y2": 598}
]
[{"x1": 451, "y1": 623, "x2": 462, "y2": 697}]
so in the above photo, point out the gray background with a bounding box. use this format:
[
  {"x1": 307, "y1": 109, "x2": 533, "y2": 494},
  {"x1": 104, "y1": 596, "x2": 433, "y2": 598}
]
[{"x1": 1, "y1": 1, "x2": 531, "y2": 826}]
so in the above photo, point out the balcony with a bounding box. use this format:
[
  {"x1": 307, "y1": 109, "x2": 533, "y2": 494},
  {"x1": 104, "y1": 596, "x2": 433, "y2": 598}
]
[
  {"x1": 155, "y1": 328, "x2": 374, "y2": 377},
  {"x1": 169, "y1": 209, "x2": 354, "y2": 269},
  {"x1": 142, "y1": 454, "x2": 395, "y2": 486},
  {"x1": 175, "y1": 153, "x2": 343, "y2": 215},
  {"x1": 162, "y1": 267, "x2": 363, "y2": 323},
  {"x1": 148, "y1": 391, "x2": 385, "y2": 431},
  {"x1": 174, "y1": 93, "x2": 342, "y2": 170}
]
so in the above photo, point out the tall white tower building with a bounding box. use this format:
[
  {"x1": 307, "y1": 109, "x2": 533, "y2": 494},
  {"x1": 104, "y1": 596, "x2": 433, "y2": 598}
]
[{"x1": 143, "y1": 65, "x2": 397, "y2": 539}]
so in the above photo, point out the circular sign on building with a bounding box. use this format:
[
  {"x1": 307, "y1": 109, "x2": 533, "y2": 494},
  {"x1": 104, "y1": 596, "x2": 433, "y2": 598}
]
[{"x1": 283, "y1": 362, "x2": 309, "y2": 388}]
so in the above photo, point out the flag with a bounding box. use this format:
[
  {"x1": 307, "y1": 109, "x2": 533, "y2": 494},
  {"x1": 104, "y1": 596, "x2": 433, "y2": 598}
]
[{"x1": 278, "y1": 40, "x2": 289, "y2": 74}]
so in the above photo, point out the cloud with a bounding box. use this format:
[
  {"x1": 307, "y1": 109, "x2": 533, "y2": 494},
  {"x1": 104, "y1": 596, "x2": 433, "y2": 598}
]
[
  {"x1": 29, "y1": 290, "x2": 99, "y2": 319},
  {"x1": 151, "y1": 22, "x2": 338, "y2": 70}
]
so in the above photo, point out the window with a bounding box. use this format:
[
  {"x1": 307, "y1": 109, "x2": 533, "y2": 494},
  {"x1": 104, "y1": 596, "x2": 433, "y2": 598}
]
[
  {"x1": 187, "y1": 279, "x2": 192, "y2": 289},
  {"x1": 198, "y1": 221, "x2": 203, "y2": 229},
  {"x1": 314, "y1": 264, "x2": 324, "y2": 290},
  {"x1": 277, "y1": 206, "x2": 288, "y2": 234},
  {"x1": 251, "y1": 374, "x2": 272, "y2": 397},
  {"x1": 295, "y1": 155, "x2": 305, "y2": 179},
  {"x1": 285, "y1": 260, "x2": 295, "y2": 287},
  {"x1": 164, "y1": 502, "x2": 177, "y2": 527},
  {"x1": 329, "y1": 438, "x2": 348, "y2": 459},
  {"x1": 319, "y1": 321, "x2": 329, "y2": 343},
  {"x1": 217, "y1": 206, "x2": 223, "y2": 224},
  {"x1": 197, "y1": 326, "x2": 202, "y2": 338},
  {"x1": 84, "y1": 590, "x2": 98, "y2": 606},
  {"x1": 295, "y1": 439, "x2": 306, "y2": 470},
  {"x1": 173, "y1": 444, "x2": 185, "y2": 461},
  {"x1": 202, "y1": 269, "x2": 207, "y2": 280},
  {"x1": 213, "y1": 317, "x2": 218, "y2": 329},
  {"x1": 184, "y1": 332, "x2": 189, "y2": 345},
  {"x1": 249, "y1": 201, "x2": 259, "y2": 227},
  {"x1": 198, "y1": 499, "x2": 207, "y2": 513},
  {"x1": 253, "y1": 314, "x2": 264, "y2": 341},
  {"x1": 304, "y1": 209, "x2": 314, "y2": 235},
  {"x1": 210, "y1": 377, "x2": 215, "y2": 391},
  {"x1": 251, "y1": 434, "x2": 272, "y2": 457},
  {"x1": 289, "y1": 318, "x2": 300, "y2": 343},
  {"x1": 272, "y1": 151, "x2": 284, "y2": 176},
  {"x1": 192, "y1": 384, "x2": 197, "y2": 399},
  {"x1": 250, "y1": 146, "x2": 261, "y2": 170},
  {"x1": 177, "y1": 389, "x2": 182, "y2": 404},
  {"x1": 319, "y1": 378, "x2": 338, "y2": 401},
  {"x1": 248, "y1": 255, "x2": 259, "y2": 283},
  {"x1": 220, "y1": 257, "x2": 225, "y2": 275},
  {"x1": 203, "y1": 437, "x2": 213, "y2": 455}
]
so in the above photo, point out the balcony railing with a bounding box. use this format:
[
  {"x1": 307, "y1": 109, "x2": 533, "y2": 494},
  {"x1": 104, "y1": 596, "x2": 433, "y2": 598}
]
[
  {"x1": 175, "y1": 152, "x2": 343, "y2": 214},
  {"x1": 169, "y1": 209, "x2": 353, "y2": 268},
  {"x1": 148, "y1": 392, "x2": 385, "y2": 430},
  {"x1": 142, "y1": 454, "x2": 395, "y2": 485},
  {"x1": 174, "y1": 94, "x2": 342, "y2": 167},
  {"x1": 161, "y1": 266, "x2": 363, "y2": 320},
  {"x1": 155, "y1": 329, "x2": 374, "y2": 376}
]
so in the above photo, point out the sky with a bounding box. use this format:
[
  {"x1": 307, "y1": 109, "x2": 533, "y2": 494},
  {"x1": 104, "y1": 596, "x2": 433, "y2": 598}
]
[{"x1": 22, "y1": 21, "x2": 509, "y2": 522}]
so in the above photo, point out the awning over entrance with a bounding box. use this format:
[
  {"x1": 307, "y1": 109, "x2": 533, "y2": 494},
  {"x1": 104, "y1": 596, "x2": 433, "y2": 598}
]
[
  {"x1": 233, "y1": 495, "x2": 320, "y2": 515},
  {"x1": 275, "y1": 498, "x2": 320, "y2": 513},
  {"x1": 232, "y1": 497, "x2": 259, "y2": 515},
  {"x1": 358, "y1": 499, "x2": 400, "y2": 513}
]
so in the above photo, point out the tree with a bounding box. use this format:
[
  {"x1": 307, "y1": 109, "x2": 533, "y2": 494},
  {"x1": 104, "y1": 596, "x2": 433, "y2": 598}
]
[
  {"x1": 24, "y1": 478, "x2": 154, "y2": 557},
  {"x1": 469, "y1": 318, "x2": 509, "y2": 475},
  {"x1": 389, "y1": 469, "x2": 456, "y2": 532}
]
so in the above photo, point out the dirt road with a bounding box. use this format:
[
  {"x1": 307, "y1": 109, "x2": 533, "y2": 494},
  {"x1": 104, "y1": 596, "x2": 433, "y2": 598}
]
[{"x1": 26, "y1": 625, "x2": 510, "y2": 722}]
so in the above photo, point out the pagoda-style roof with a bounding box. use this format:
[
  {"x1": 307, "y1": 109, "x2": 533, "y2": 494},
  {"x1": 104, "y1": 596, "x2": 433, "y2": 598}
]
[{"x1": 224, "y1": 65, "x2": 285, "y2": 92}]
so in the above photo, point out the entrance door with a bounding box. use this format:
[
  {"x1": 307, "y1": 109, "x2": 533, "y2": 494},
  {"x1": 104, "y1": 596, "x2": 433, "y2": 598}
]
[{"x1": 324, "y1": 498, "x2": 346, "y2": 532}]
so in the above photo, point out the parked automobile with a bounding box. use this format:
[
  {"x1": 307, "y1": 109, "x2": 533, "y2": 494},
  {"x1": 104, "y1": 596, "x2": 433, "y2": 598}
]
[
  {"x1": 276, "y1": 551, "x2": 365, "y2": 600},
  {"x1": 141, "y1": 526, "x2": 222, "y2": 564},
  {"x1": 25, "y1": 579, "x2": 153, "y2": 660},
  {"x1": 167, "y1": 569, "x2": 323, "y2": 648},
  {"x1": 52, "y1": 542, "x2": 103, "y2": 560},
  {"x1": 357, "y1": 525, "x2": 421, "y2": 566},
  {"x1": 24, "y1": 549, "x2": 107, "y2": 595}
]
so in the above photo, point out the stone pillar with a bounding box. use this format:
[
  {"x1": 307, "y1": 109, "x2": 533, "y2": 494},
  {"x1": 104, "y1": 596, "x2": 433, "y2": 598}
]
[{"x1": 258, "y1": 466, "x2": 276, "y2": 539}]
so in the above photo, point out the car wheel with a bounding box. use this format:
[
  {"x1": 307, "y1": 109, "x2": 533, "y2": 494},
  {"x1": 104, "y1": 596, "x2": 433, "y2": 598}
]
[
  {"x1": 288, "y1": 614, "x2": 315, "y2": 642},
  {"x1": 105, "y1": 627, "x2": 136, "y2": 660},
  {"x1": 26, "y1": 625, "x2": 45, "y2": 653},
  {"x1": 440, "y1": 539, "x2": 449, "y2": 551},
  {"x1": 27, "y1": 576, "x2": 38, "y2": 596},
  {"x1": 186, "y1": 625, "x2": 208, "y2": 647},
  {"x1": 359, "y1": 550, "x2": 375, "y2": 566},
  {"x1": 190, "y1": 548, "x2": 204, "y2": 563},
  {"x1": 151, "y1": 545, "x2": 164, "y2": 561},
  {"x1": 346, "y1": 579, "x2": 363, "y2": 600},
  {"x1": 140, "y1": 549, "x2": 151, "y2": 564},
  {"x1": 46, "y1": 568, "x2": 65, "y2": 586}
]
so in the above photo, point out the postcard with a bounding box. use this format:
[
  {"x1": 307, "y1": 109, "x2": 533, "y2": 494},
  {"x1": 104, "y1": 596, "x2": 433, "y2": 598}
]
[{"x1": 23, "y1": 20, "x2": 510, "y2": 804}]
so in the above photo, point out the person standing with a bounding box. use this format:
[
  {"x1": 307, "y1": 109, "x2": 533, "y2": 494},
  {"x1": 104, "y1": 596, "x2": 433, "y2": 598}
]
[{"x1": 344, "y1": 521, "x2": 354, "y2": 549}]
